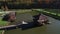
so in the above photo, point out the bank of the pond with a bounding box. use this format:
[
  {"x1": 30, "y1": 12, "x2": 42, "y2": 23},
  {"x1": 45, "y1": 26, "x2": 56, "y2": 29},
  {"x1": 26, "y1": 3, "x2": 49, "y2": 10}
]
[
  {"x1": 35, "y1": 10, "x2": 60, "y2": 20},
  {"x1": 0, "y1": 17, "x2": 8, "y2": 34},
  {"x1": 0, "y1": 17, "x2": 8, "y2": 27}
]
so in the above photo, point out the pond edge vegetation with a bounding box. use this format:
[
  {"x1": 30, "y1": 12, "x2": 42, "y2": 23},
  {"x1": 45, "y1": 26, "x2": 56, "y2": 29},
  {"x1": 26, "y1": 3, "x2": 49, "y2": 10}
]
[{"x1": 35, "y1": 9, "x2": 60, "y2": 20}]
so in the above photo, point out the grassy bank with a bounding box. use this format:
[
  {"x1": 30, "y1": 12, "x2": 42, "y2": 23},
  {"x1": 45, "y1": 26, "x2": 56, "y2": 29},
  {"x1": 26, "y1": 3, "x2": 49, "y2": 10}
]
[
  {"x1": 36, "y1": 9, "x2": 60, "y2": 20},
  {"x1": 0, "y1": 17, "x2": 8, "y2": 34},
  {"x1": 0, "y1": 17, "x2": 8, "y2": 26}
]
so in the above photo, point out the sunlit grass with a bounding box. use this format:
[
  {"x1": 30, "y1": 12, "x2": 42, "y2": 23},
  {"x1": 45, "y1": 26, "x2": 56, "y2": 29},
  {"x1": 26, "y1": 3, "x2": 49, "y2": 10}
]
[
  {"x1": 50, "y1": 13, "x2": 56, "y2": 15},
  {"x1": 0, "y1": 17, "x2": 8, "y2": 26},
  {"x1": 0, "y1": 17, "x2": 8, "y2": 34},
  {"x1": 58, "y1": 14, "x2": 60, "y2": 16}
]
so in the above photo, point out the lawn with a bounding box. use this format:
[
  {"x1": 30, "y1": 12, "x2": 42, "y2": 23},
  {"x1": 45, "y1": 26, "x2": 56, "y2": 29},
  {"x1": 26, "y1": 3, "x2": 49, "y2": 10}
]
[
  {"x1": 0, "y1": 10, "x2": 40, "y2": 34},
  {"x1": 0, "y1": 16, "x2": 8, "y2": 34},
  {"x1": 0, "y1": 17, "x2": 8, "y2": 26}
]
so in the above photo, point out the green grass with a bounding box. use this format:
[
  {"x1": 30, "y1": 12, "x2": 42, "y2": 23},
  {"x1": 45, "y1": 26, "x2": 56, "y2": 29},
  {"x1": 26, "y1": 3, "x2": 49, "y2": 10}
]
[
  {"x1": 16, "y1": 10, "x2": 39, "y2": 16},
  {"x1": 0, "y1": 17, "x2": 8, "y2": 26},
  {"x1": 37, "y1": 9, "x2": 60, "y2": 17},
  {"x1": 0, "y1": 17, "x2": 8, "y2": 34}
]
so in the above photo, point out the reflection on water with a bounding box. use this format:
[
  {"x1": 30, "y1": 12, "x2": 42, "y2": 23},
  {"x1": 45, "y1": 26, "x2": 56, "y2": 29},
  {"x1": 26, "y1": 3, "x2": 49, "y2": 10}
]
[{"x1": 5, "y1": 12, "x2": 60, "y2": 34}]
